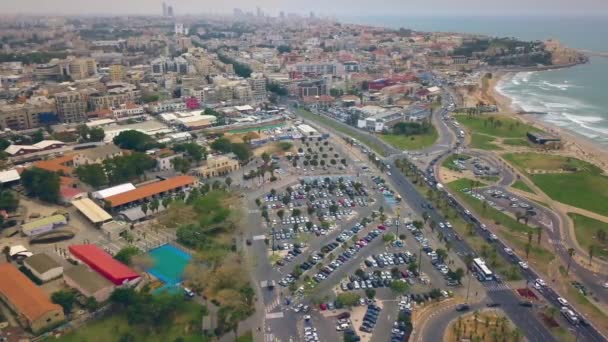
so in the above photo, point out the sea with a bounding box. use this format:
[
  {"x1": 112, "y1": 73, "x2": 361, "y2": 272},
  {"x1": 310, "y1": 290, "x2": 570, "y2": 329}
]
[{"x1": 343, "y1": 16, "x2": 608, "y2": 146}]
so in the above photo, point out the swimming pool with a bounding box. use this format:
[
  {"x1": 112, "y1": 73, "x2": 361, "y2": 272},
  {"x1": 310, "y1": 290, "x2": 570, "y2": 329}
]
[{"x1": 147, "y1": 244, "x2": 192, "y2": 287}]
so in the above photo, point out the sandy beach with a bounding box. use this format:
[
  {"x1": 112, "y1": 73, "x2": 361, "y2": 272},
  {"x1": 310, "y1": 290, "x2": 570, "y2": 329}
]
[{"x1": 480, "y1": 70, "x2": 608, "y2": 170}]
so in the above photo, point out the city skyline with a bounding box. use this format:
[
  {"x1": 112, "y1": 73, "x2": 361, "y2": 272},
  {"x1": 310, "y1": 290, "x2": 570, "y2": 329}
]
[{"x1": 1, "y1": 0, "x2": 607, "y2": 16}]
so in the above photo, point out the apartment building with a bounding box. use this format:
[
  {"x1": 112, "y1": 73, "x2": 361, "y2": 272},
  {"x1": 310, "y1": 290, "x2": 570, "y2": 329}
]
[
  {"x1": 249, "y1": 72, "x2": 267, "y2": 103},
  {"x1": 54, "y1": 90, "x2": 89, "y2": 123},
  {"x1": 108, "y1": 64, "x2": 126, "y2": 82},
  {"x1": 88, "y1": 84, "x2": 141, "y2": 110},
  {"x1": 68, "y1": 58, "x2": 97, "y2": 80},
  {"x1": 0, "y1": 97, "x2": 57, "y2": 130}
]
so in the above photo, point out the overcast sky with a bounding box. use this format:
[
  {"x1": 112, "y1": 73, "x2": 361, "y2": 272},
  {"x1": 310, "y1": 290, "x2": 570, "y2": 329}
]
[{"x1": 1, "y1": 0, "x2": 607, "y2": 16}]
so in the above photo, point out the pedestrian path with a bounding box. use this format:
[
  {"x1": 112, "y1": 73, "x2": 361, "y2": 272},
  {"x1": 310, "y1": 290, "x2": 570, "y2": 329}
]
[
  {"x1": 266, "y1": 312, "x2": 284, "y2": 319},
  {"x1": 484, "y1": 281, "x2": 511, "y2": 292},
  {"x1": 264, "y1": 333, "x2": 277, "y2": 342},
  {"x1": 265, "y1": 295, "x2": 282, "y2": 313}
]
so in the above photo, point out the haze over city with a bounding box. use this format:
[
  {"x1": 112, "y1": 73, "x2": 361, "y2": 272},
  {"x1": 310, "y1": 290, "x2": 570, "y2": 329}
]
[
  {"x1": 1, "y1": 0, "x2": 607, "y2": 16},
  {"x1": 1, "y1": 4, "x2": 608, "y2": 342}
]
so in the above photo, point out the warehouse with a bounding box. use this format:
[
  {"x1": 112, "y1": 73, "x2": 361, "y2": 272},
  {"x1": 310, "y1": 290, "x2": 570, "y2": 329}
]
[
  {"x1": 20, "y1": 214, "x2": 68, "y2": 236},
  {"x1": 104, "y1": 175, "x2": 197, "y2": 210},
  {"x1": 64, "y1": 264, "x2": 114, "y2": 302},
  {"x1": 69, "y1": 244, "x2": 140, "y2": 286},
  {"x1": 72, "y1": 198, "x2": 112, "y2": 225},
  {"x1": 0, "y1": 263, "x2": 64, "y2": 333},
  {"x1": 23, "y1": 253, "x2": 64, "y2": 282}
]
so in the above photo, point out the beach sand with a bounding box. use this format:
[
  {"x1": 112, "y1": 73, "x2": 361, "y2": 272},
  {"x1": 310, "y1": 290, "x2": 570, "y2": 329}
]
[{"x1": 474, "y1": 71, "x2": 608, "y2": 171}]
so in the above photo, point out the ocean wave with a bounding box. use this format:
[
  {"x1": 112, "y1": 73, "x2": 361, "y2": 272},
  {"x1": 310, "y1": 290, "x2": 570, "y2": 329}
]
[{"x1": 537, "y1": 80, "x2": 577, "y2": 91}]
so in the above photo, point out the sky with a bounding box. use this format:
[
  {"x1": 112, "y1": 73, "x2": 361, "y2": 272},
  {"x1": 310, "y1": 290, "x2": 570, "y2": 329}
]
[{"x1": 0, "y1": 0, "x2": 607, "y2": 16}]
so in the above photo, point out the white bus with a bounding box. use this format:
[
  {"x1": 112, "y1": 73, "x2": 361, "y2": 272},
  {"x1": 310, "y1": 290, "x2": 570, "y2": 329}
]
[{"x1": 473, "y1": 258, "x2": 494, "y2": 281}]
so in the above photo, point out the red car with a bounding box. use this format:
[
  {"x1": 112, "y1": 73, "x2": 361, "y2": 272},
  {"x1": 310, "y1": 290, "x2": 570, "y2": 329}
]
[
  {"x1": 378, "y1": 225, "x2": 386, "y2": 231},
  {"x1": 319, "y1": 303, "x2": 327, "y2": 311}
]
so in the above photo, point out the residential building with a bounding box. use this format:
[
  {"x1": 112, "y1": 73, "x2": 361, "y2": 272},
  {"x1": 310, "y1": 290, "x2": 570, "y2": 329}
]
[
  {"x1": 155, "y1": 150, "x2": 183, "y2": 171},
  {"x1": 108, "y1": 64, "x2": 126, "y2": 82},
  {"x1": 0, "y1": 97, "x2": 57, "y2": 130},
  {"x1": 193, "y1": 154, "x2": 240, "y2": 178},
  {"x1": 0, "y1": 263, "x2": 64, "y2": 333},
  {"x1": 68, "y1": 58, "x2": 97, "y2": 80},
  {"x1": 249, "y1": 72, "x2": 267, "y2": 103},
  {"x1": 55, "y1": 90, "x2": 89, "y2": 123},
  {"x1": 73, "y1": 145, "x2": 123, "y2": 167},
  {"x1": 88, "y1": 83, "x2": 141, "y2": 110}
]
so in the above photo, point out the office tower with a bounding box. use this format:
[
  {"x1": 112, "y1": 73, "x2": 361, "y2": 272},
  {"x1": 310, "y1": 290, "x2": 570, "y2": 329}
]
[{"x1": 162, "y1": 2, "x2": 167, "y2": 16}]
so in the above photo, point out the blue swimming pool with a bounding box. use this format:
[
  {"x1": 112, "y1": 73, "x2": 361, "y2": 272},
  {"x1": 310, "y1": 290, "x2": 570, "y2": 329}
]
[{"x1": 147, "y1": 244, "x2": 191, "y2": 287}]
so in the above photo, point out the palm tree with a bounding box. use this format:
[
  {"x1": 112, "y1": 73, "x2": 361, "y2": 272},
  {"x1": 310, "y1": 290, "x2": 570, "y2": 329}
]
[
  {"x1": 589, "y1": 245, "x2": 595, "y2": 264},
  {"x1": 536, "y1": 227, "x2": 542, "y2": 245},
  {"x1": 141, "y1": 202, "x2": 148, "y2": 216},
  {"x1": 225, "y1": 177, "x2": 232, "y2": 188},
  {"x1": 527, "y1": 230, "x2": 533, "y2": 245},
  {"x1": 422, "y1": 211, "x2": 430, "y2": 223},
  {"x1": 566, "y1": 248, "x2": 576, "y2": 275},
  {"x1": 466, "y1": 222, "x2": 474, "y2": 236},
  {"x1": 525, "y1": 242, "x2": 531, "y2": 260}
]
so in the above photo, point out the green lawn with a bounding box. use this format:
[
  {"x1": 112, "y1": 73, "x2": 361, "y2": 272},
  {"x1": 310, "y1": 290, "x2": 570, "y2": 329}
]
[
  {"x1": 512, "y1": 180, "x2": 534, "y2": 194},
  {"x1": 447, "y1": 179, "x2": 531, "y2": 234},
  {"x1": 380, "y1": 126, "x2": 438, "y2": 150},
  {"x1": 296, "y1": 108, "x2": 387, "y2": 156},
  {"x1": 57, "y1": 302, "x2": 207, "y2": 342},
  {"x1": 502, "y1": 138, "x2": 531, "y2": 147},
  {"x1": 442, "y1": 154, "x2": 471, "y2": 171},
  {"x1": 470, "y1": 133, "x2": 502, "y2": 150},
  {"x1": 568, "y1": 213, "x2": 608, "y2": 260},
  {"x1": 504, "y1": 153, "x2": 608, "y2": 216},
  {"x1": 456, "y1": 114, "x2": 542, "y2": 138}
]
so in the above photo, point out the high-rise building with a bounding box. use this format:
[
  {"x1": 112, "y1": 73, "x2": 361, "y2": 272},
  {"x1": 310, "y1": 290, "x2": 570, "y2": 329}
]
[
  {"x1": 54, "y1": 91, "x2": 89, "y2": 123},
  {"x1": 162, "y1": 2, "x2": 167, "y2": 16},
  {"x1": 167, "y1": 5, "x2": 174, "y2": 16},
  {"x1": 175, "y1": 23, "x2": 185, "y2": 35},
  {"x1": 68, "y1": 58, "x2": 97, "y2": 80},
  {"x1": 249, "y1": 72, "x2": 267, "y2": 103},
  {"x1": 256, "y1": 7, "x2": 263, "y2": 17},
  {"x1": 108, "y1": 64, "x2": 126, "y2": 82}
]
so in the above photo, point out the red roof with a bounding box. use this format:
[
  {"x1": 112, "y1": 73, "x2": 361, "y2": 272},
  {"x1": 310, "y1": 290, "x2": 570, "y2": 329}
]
[
  {"x1": 69, "y1": 244, "x2": 140, "y2": 285},
  {"x1": 105, "y1": 175, "x2": 196, "y2": 207}
]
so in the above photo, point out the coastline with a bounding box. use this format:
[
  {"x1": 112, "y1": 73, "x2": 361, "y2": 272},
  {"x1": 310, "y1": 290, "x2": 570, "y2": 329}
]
[{"x1": 486, "y1": 70, "x2": 608, "y2": 170}]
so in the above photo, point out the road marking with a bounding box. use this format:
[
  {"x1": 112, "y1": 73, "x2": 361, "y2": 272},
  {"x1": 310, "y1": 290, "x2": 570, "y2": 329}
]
[
  {"x1": 266, "y1": 312, "x2": 284, "y2": 319},
  {"x1": 253, "y1": 234, "x2": 267, "y2": 240}
]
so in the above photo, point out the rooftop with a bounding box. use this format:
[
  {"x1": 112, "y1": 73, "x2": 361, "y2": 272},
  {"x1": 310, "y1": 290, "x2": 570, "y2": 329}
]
[
  {"x1": 105, "y1": 175, "x2": 196, "y2": 207},
  {"x1": 64, "y1": 264, "x2": 114, "y2": 294},
  {"x1": 24, "y1": 253, "x2": 62, "y2": 273},
  {"x1": 0, "y1": 263, "x2": 63, "y2": 322},
  {"x1": 72, "y1": 198, "x2": 112, "y2": 224}
]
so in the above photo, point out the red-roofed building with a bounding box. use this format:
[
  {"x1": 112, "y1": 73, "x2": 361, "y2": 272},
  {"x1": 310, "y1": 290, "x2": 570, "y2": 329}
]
[{"x1": 69, "y1": 244, "x2": 141, "y2": 286}]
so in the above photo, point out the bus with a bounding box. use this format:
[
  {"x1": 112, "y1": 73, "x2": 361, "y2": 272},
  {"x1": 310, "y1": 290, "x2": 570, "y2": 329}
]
[{"x1": 472, "y1": 258, "x2": 494, "y2": 281}]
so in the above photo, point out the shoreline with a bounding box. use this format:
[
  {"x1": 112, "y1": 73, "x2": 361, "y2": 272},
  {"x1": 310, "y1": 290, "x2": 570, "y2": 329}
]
[{"x1": 486, "y1": 70, "x2": 608, "y2": 170}]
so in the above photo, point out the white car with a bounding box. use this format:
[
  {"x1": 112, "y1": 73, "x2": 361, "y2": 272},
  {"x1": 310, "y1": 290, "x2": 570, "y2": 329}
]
[
  {"x1": 536, "y1": 278, "x2": 546, "y2": 287},
  {"x1": 518, "y1": 261, "x2": 528, "y2": 269},
  {"x1": 603, "y1": 282, "x2": 608, "y2": 289},
  {"x1": 557, "y1": 297, "x2": 569, "y2": 307}
]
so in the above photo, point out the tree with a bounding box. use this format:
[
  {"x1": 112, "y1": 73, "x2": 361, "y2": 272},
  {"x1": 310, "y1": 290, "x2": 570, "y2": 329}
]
[
  {"x1": 114, "y1": 246, "x2": 141, "y2": 265},
  {"x1": 162, "y1": 197, "x2": 171, "y2": 209},
  {"x1": 0, "y1": 190, "x2": 19, "y2": 212},
  {"x1": 150, "y1": 198, "x2": 160, "y2": 213},
  {"x1": 84, "y1": 297, "x2": 99, "y2": 312},
  {"x1": 225, "y1": 177, "x2": 233, "y2": 188},
  {"x1": 141, "y1": 202, "x2": 148, "y2": 216},
  {"x1": 20, "y1": 167, "x2": 60, "y2": 203},
  {"x1": 75, "y1": 164, "x2": 108, "y2": 188},
  {"x1": 277, "y1": 209, "x2": 285, "y2": 220},
  {"x1": 336, "y1": 292, "x2": 360, "y2": 307},
  {"x1": 171, "y1": 157, "x2": 191, "y2": 174},
  {"x1": 89, "y1": 127, "x2": 105, "y2": 142},
  {"x1": 32, "y1": 129, "x2": 44, "y2": 144},
  {"x1": 51, "y1": 290, "x2": 76, "y2": 314},
  {"x1": 390, "y1": 280, "x2": 410, "y2": 295},
  {"x1": 436, "y1": 248, "x2": 448, "y2": 261},
  {"x1": 365, "y1": 288, "x2": 376, "y2": 299},
  {"x1": 589, "y1": 245, "x2": 595, "y2": 264},
  {"x1": 383, "y1": 233, "x2": 396, "y2": 243},
  {"x1": 113, "y1": 130, "x2": 156, "y2": 151},
  {"x1": 566, "y1": 248, "x2": 575, "y2": 275}
]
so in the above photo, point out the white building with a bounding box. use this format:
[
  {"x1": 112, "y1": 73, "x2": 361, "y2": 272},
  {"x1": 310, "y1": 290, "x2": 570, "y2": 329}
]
[{"x1": 23, "y1": 253, "x2": 63, "y2": 282}]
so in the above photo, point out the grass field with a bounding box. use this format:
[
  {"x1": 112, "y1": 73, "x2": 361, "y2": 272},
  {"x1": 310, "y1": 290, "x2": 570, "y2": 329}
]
[
  {"x1": 58, "y1": 302, "x2": 206, "y2": 342},
  {"x1": 456, "y1": 114, "x2": 542, "y2": 138},
  {"x1": 502, "y1": 138, "x2": 531, "y2": 147},
  {"x1": 568, "y1": 213, "x2": 608, "y2": 260},
  {"x1": 504, "y1": 153, "x2": 608, "y2": 216},
  {"x1": 470, "y1": 133, "x2": 502, "y2": 150},
  {"x1": 442, "y1": 154, "x2": 471, "y2": 171},
  {"x1": 511, "y1": 180, "x2": 534, "y2": 194},
  {"x1": 380, "y1": 126, "x2": 438, "y2": 150},
  {"x1": 296, "y1": 108, "x2": 388, "y2": 156}
]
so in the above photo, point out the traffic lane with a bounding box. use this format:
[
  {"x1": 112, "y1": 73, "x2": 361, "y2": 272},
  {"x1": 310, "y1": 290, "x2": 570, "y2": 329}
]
[
  {"x1": 371, "y1": 299, "x2": 398, "y2": 342},
  {"x1": 487, "y1": 290, "x2": 557, "y2": 342},
  {"x1": 386, "y1": 164, "x2": 562, "y2": 340},
  {"x1": 419, "y1": 302, "x2": 483, "y2": 342}
]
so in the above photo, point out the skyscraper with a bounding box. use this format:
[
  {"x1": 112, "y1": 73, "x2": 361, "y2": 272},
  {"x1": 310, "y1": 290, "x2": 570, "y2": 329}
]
[
  {"x1": 167, "y1": 5, "x2": 174, "y2": 16},
  {"x1": 162, "y1": 2, "x2": 167, "y2": 16}
]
